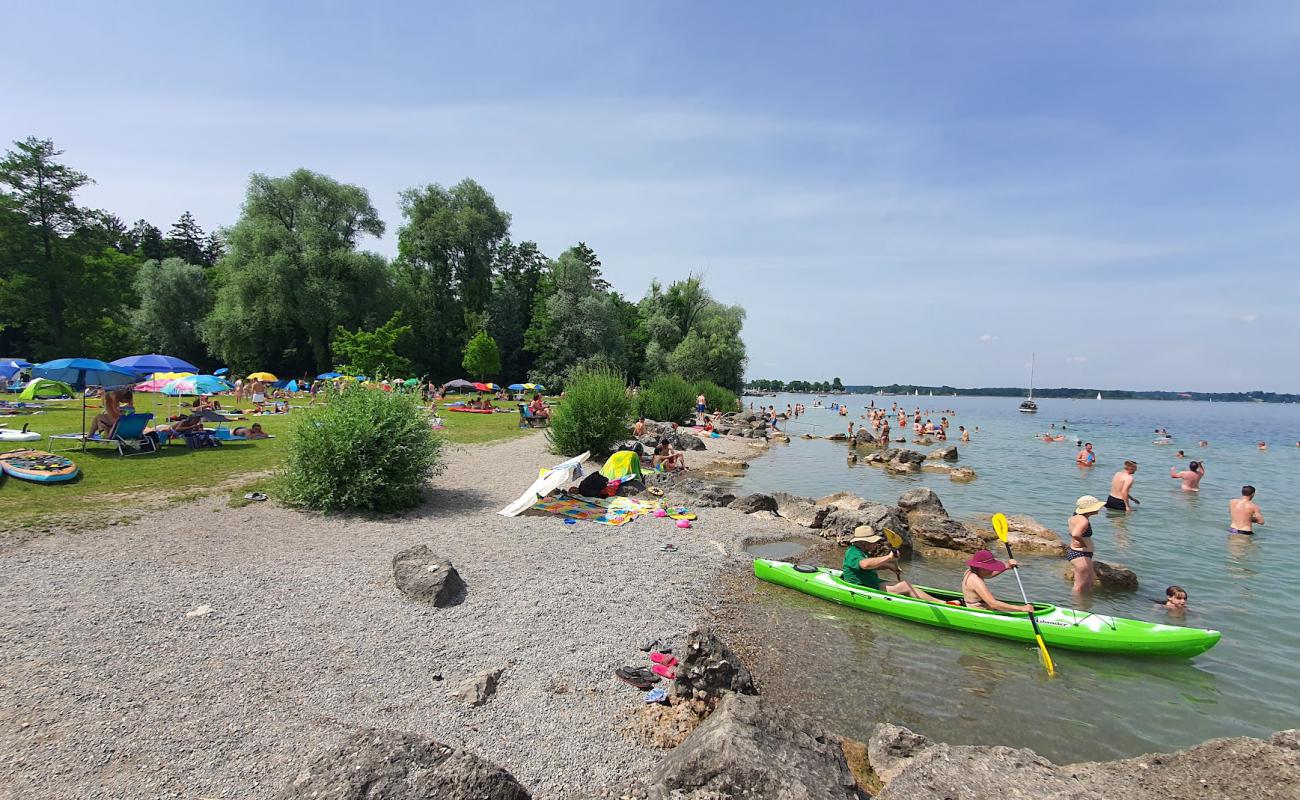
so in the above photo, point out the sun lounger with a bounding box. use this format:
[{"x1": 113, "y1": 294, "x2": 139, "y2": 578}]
[{"x1": 49, "y1": 412, "x2": 158, "y2": 456}]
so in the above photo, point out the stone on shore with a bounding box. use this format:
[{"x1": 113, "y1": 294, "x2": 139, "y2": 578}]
[
  {"x1": 647, "y1": 693, "x2": 860, "y2": 800},
  {"x1": 966, "y1": 514, "x2": 1064, "y2": 554},
  {"x1": 276, "y1": 727, "x2": 530, "y2": 800},
  {"x1": 698, "y1": 458, "x2": 748, "y2": 478},
  {"x1": 456, "y1": 668, "x2": 504, "y2": 707},
  {"x1": 1063, "y1": 559, "x2": 1140, "y2": 590},
  {"x1": 729, "y1": 493, "x2": 777, "y2": 514},
  {"x1": 926, "y1": 445, "x2": 959, "y2": 461},
  {"x1": 771, "y1": 491, "x2": 831, "y2": 529},
  {"x1": 671, "y1": 432, "x2": 707, "y2": 451},
  {"x1": 816, "y1": 491, "x2": 869, "y2": 511},
  {"x1": 898, "y1": 488, "x2": 985, "y2": 553},
  {"x1": 866, "y1": 723, "x2": 1300, "y2": 800},
  {"x1": 821, "y1": 504, "x2": 910, "y2": 549},
  {"x1": 392, "y1": 545, "x2": 466, "y2": 606},
  {"x1": 670, "y1": 629, "x2": 757, "y2": 704}
]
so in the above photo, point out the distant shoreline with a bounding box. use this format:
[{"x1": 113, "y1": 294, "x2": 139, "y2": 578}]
[{"x1": 744, "y1": 385, "x2": 1299, "y2": 404}]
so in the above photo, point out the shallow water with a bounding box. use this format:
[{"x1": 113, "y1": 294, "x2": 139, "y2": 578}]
[{"x1": 731, "y1": 394, "x2": 1299, "y2": 762}]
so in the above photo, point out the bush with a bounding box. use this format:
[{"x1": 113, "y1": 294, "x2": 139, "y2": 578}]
[
  {"x1": 693, "y1": 380, "x2": 738, "y2": 414},
  {"x1": 547, "y1": 366, "x2": 633, "y2": 456},
  {"x1": 283, "y1": 384, "x2": 443, "y2": 511},
  {"x1": 636, "y1": 374, "x2": 696, "y2": 424}
]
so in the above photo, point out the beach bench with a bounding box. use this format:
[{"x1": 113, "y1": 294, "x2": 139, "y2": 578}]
[{"x1": 518, "y1": 404, "x2": 549, "y2": 428}]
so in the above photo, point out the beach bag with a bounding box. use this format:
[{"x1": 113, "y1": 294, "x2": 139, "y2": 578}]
[{"x1": 575, "y1": 471, "x2": 609, "y2": 498}]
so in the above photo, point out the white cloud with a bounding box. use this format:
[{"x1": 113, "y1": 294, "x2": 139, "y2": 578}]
[
  {"x1": 1067, "y1": 355, "x2": 1088, "y2": 364},
  {"x1": 1242, "y1": 313, "x2": 1259, "y2": 323},
  {"x1": 979, "y1": 334, "x2": 997, "y2": 342}
]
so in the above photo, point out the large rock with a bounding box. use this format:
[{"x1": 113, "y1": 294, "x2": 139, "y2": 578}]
[
  {"x1": 698, "y1": 458, "x2": 748, "y2": 478},
  {"x1": 1062, "y1": 559, "x2": 1140, "y2": 590},
  {"x1": 392, "y1": 546, "x2": 466, "y2": 606},
  {"x1": 853, "y1": 428, "x2": 877, "y2": 445},
  {"x1": 898, "y1": 489, "x2": 985, "y2": 553},
  {"x1": 949, "y1": 466, "x2": 977, "y2": 482},
  {"x1": 821, "y1": 504, "x2": 910, "y2": 549},
  {"x1": 729, "y1": 493, "x2": 777, "y2": 514},
  {"x1": 672, "y1": 431, "x2": 707, "y2": 451},
  {"x1": 827, "y1": 433, "x2": 848, "y2": 442},
  {"x1": 884, "y1": 449, "x2": 926, "y2": 474},
  {"x1": 648, "y1": 693, "x2": 859, "y2": 800},
  {"x1": 866, "y1": 723, "x2": 1300, "y2": 800},
  {"x1": 277, "y1": 728, "x2": 530, "y2": 800},
  {"x1": 671, "y1": 629, "x2": 757, "y2": 703},
  {"x1": 456, "y1": 668, "x2": 503, "y2": 707},
  {"x1": 966, "y1": 514, "x2": 1064, "y2": 555},
  {"x1": 771, "y1": 491, "x2": 831, "y2": 529},
  {"x1": 927, "y1": 445, "x2": 959, "y2": 461},
  {"x1": 693, "y1": 486, "x2": 737, "y2": 508},
  {"x1": 816, "y1": 492, "x2": 869, "y2": 511}
]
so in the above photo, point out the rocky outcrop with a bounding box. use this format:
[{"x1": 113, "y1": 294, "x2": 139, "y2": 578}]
[
  {"x1": 965, "y1": 514, "x2": 1064, "y2": 555},
  {"x1": 884, "y1": 450, "x2": 926, "y2": 474},
  {"x1": 866, "y1": 723, "x2": 1300, "y2": 800},
  {"x1": 693, "y1": 486, "x2": 737, "y2": 508},
  {"x1": 771, "y1": 492, "x2": 831, "y2": 529},
  {"x1": 821, "y1": 504, "x2": 911, "y2": 549},
  {"x1": 647, "y1": 693, "x2": 860, "y2": 800},
  {"x1": 456, "y1": 668, "x2": 503, "y2": 707},
  {"x1": 827, "y1": 432, "x2": 848, "y2": 442},
  {"x1": 817, "y1": 492, "x2": 869, "y2": 511},
  {"x1": 948, "y1": 466, "x2": 977, "y2": 482},
  {"x1": 853, "y1": 428, "x2": 877, "y2": 446},
  {"x1": 671, "y1": 431, "x2": 707, "y2": 451},
  {"x1": 392, "y1": 546, "x2": 466, "y2": 606},
  {"x1": 671, "y1": 630, "x2": 757, "y2": 704},
  {"x1": 926, "y1": 445, "x2": 958, "y2": 461},
  {"x1": 898, "y1": 488, "x2": 985, "y2": 553},
  {"x1": 697, "y1": 458, "x2": 748, "y2": 478},
  {"x1": 729, "y1": 493, "x2": 777, "y2": 514},
  {"x1": 277, "y1": 728, "x2": 530, "y2": 800},
  {"x1": 1063, "y1": 559, "x2": 1139, "y2": 590}
]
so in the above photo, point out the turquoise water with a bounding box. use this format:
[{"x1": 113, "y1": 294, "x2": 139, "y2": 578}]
[{"x1": 731, "y1": 394, "x2": 1299, "y2": 762}]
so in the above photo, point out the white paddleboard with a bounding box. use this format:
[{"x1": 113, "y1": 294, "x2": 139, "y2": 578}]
[
  {"x1": 499, "y1": 451, "x2": 590, "y2": 517},
  {"x1": 0, "y1": 429, "x2": 41, "y2": 442}
]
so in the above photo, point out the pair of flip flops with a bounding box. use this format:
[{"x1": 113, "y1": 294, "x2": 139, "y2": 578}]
[
  {"x1": 650, "y1": 652, "x2": 678, "y2": 679},
  {"x1": 615, "y1": 666, "x2": 660, "y2": 690}
]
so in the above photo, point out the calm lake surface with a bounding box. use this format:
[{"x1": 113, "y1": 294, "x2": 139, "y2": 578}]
[{"x1": 730, "y1": 393, "x2": 1299, "y2": 762}]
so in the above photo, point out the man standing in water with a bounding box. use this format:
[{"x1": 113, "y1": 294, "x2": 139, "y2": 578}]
[
  {"x1": 1170, "y1": 460, "x2": 1205, "y2": 492},
  {"x1": 1228, "y1": 485, "x2": 1264, "y2": 535},
  {"x1": 1075, "y1": 442, "x2": 1095, "y2": 467},
  {"x1": 1106, "y1": 460, "x2": 1138, "y2": 511}
]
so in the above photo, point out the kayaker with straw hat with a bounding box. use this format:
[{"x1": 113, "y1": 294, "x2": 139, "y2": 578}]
[
  {"x1": 961, "y1": 550, "x2": 1032, "y2": 612},
  {"x1": 842, "y1": 526, "x2": 947, "y2": 603},
  {"x1": 1067, "y1": 495, "x2": 1105, "y2": 593}
]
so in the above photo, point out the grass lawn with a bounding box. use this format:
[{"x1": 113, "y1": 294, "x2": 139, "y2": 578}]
[{"x1": 0, "y1": 393, "x2": 552, "y2": 532}]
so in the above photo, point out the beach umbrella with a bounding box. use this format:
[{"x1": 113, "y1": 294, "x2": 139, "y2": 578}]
[
  {"x1": 247, "y1": 371, "x2": 277, "y2": 381},
  {"x1": 507, "y1": 383, "x2": 526, "y2": 391},
  {"x1": 151, "y1": 371, "x2": 195, "y2": 381},
  {"x1": 442, "y1": 378, "x2": 475, "y2": 391},
  {"x1": 317, "y1": 371, "x2": 344, "y2": 380},
  {"x1": 32, "y1": 358, "x2": 140, "y2": 447},
  {"x1": 213, "y1": 367, "x2": 229, "y2": 376},
  {"x1": 403, "y1": 378, "x2": 419, "y2": 387},
  {"x1": 0, "y1": 362, "x2": 21, "y2": 381},
  {"x1": 111, "y1": 354, "x2": 199, "y2": 376},
  {"x1": 1, "y1": 357, "x2": 33, "y2": 368},
  {"x1": 162, "y1": 375, "x2": 234, "y2": 396},
  {"x1": 532, "y1": 384, "x2": 546, "y2": 392},
  {"x1": 134, "y1": 378, "x2": 171, "y2": 392}
]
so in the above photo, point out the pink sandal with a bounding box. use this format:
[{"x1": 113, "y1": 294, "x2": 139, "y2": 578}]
[
  {"x1": 651, "y1": 663, "x2": 676, "y2": 679},
  {"x1": 650, "y1": 652, "x2": 678, "y2": 667}
]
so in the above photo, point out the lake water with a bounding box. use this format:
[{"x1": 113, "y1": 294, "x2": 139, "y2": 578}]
[{"x1": 727, "y1": 393, "x2": 1299, "y2": 762}]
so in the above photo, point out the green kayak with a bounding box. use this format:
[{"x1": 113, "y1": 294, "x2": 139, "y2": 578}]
[{"x1": 754, "y1": 559, "x2": 1221, "y2": 658}]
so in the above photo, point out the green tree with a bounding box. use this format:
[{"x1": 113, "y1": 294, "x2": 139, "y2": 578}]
[
  {"x1": 486, "y1": 239, "x2": 547, "y2": 380},
  {"x1": 203, "y1": 169, "x2": 391, "y2": 374},
  {"x1": 165, "y1": 211, "x2": 209, "y2": 266},
  {"x1": 461, "y1": 329, "x2": 501, "y2": 381},
  {"x1": 832, "y1": 377, "x2": 844, "y2": 391},
  {"x1": 332, "y1": 313, "x2": 413, "y2": 379},
  {"x1": 393, "y1": 179, "x2": 511, "y2": 378},
  {"x1": 0, "y1": 136, "x2": 93, "y2": 355},
  {"x1": 131, "y1": 258, "x2": 211, "y2": 366},
  {"x1": 129, "y1": 219, "x2": 166, "y2": 261},
  {"x1": 524, "y1": 245, "x2": 624, "y2": 388},
  {"x1": 640, "y1": 273, "x2": 747, "y2": 391}
]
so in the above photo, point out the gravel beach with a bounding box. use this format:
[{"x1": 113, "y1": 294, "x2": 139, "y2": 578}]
[{"x1": 0, "y1": 432, "x2": 796, "y2": 799}]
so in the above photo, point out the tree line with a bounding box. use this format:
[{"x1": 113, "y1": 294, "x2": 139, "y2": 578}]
[
  {"x1": 0, "y1": 137, "x2": 747, "y2": 390},
  {"x1": 746, "y1": 378, "x2": 844, "y2": 393}
]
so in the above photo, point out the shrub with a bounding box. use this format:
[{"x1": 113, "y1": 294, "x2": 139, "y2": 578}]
[
  {"x1": 636, "y1": 374, "x2": 696, "y2": 424},
  {"x1": 283, "y1": 384, "x2": 443, "y2": 511},
  {"x1": 547, "y1": 365, "x2": 632, "y2": 456},
  {"x1": 693, "y1": 380, "x2": 738, "y2": 414}
]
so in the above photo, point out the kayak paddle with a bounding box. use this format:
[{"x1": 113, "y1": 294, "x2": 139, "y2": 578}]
[{"x1": 991, "y1": 512, "x2": 1057, "y2": 677}]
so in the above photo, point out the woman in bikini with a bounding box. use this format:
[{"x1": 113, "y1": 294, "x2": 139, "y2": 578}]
[
  {"x1": 961, "y1": 550, "x2": 1032, "y2": 612},
  {"x1": 1066, "y1": 495, "x2": 1104, "y2": 593}
]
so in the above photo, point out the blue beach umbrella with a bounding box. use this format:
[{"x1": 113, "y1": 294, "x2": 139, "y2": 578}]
[
  {"x1": 32, "y1": 357, "x2": 141, "y2": 447},
  {"x1": 110, "y1": 353, "x2": 200, "y2": 376},
  {"x1": 1, "y1": 357, "x2": 33, "y2": 368},
  {"x1": 213, "y1": 367, "x2": 229, "y2": 376},
  {"x1": 317, "y1": 371, "x2": 343, "y2": 379},
  {"x1": 507, "y1": 383, "x2": 527, "y2": 391},
  {"x1": 0, "y1": 361, "x2": 21, "y2": 380},
  {"x1": 162, "y1": 375, "x2": 233, "y2": 396}
]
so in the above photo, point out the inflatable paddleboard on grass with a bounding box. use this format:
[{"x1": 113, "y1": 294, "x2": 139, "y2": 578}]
[
  {"x1": 0, "y1": 449, "x2": 79, "y2": 483},
  {"x1": 0, "y1": 426, "x2": 41, "y2": 442}
]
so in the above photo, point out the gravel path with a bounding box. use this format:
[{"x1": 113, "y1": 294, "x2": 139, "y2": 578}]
[{"x1": 0, "y1": 432, "x2": 793, "y2": 799}]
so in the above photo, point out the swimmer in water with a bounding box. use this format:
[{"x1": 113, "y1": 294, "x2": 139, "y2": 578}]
[
  {"x1": 1155, "y1": 585, "x2": 1188, "y2": 612},
  {"x1": 1170, "y1": 460, "x2": 1204, "y2": 492},
  {"x1": 1106, "y1": 461, "x2": 1138, "y2": 512}
]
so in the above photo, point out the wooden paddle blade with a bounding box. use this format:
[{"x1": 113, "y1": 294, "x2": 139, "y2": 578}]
[
  {"x1": 883, "y1": 528, "x2": 904, "y2": 550},
  {"x1": 991, "y1": 512, "x2": 1009, "y2": 542}
]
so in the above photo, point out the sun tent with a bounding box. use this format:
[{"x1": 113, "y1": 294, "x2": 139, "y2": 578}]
[
  {"x1": 498, "y1": 452, "x2": 590, "y2": 517},
  {"x1": 18, "y1": 378, "x2": 76, "y2": 400},
  {"x1": 599, "y1": 450, "x2": 644, "y2": 482}
]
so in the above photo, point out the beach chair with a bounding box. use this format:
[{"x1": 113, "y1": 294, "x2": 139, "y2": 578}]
[
  {"x1": 50, "y1": 412, "x2": 157, "y2": 456},
  {"x1": 518, "y1": 403, "x2": 549, "y2": 428}
]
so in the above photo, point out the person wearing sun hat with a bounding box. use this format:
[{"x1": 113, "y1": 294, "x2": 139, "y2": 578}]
[
  {"x1": 842, "y1": 526, "x2": 947, "y2": 603},
  {"x1": 961, "y1": 550, "x2": 1033, "y2": 612},
  {"x1": 1067, "y1": 495, "x2": 1105, "y2": 593}
]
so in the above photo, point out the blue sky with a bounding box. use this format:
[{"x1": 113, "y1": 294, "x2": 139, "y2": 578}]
[{"x1": 6, "y1": 2, "x2": 1299, "y2": 391}]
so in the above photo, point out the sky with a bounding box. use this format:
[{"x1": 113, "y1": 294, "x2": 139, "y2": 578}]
[{"x1": 5, "y1": 1, "x2": 1299, "y2": 392}]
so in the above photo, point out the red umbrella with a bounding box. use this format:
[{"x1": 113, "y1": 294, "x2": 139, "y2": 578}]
[{"x1": 473, "y1": 382, "x2": 491, "y2": 392}]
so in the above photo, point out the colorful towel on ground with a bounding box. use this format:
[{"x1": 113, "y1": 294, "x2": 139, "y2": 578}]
[{"x1": 531, "y1": 494, "x2": 650, "y2": 526}]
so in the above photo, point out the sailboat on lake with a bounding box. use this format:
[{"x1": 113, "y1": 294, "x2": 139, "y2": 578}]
[{"x1": 1019, "y1": 354, "x2": 1038, "y2": 413}]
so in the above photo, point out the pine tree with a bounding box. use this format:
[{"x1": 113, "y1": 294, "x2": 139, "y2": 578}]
[{"x1": 165, "y1": 211, "x2": 207, "y2": 264}]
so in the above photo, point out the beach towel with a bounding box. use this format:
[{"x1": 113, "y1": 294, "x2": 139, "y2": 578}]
[{"x1": 530, "y1": 494, "x2": 650, "y2": 526}]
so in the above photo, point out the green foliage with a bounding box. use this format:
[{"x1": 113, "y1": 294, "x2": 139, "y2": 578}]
[
  {"x1": 636, "y1": 374, "x2": 697, "y2": 423},
  {"x1": 202, "y1": 169, "x2": 390, "y2": 374},
  {"x1": 332, "y1": 312, "x2": 413, "y2": 379},
  {"x1": 693, "y1": 380, "x2": 738, "y2": 413},
  {"x1": 640, "y1": 274, "x2": 747, "y2": 391},
  {"x1": 132, "y1": 258, "x2": 210, "y2": 366},
  {"x1": 546, "y1": 365, "x2": 632, "y2": 456},
  {"x1": 525, "y1": 246, "x2": 625, "y2": 388},
  {"x1": 283, "y1": 384, "x2": 443, "y2": 511},
  {"x1": 462, "y1": 329, "x2": 501, "y2": 380}
]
